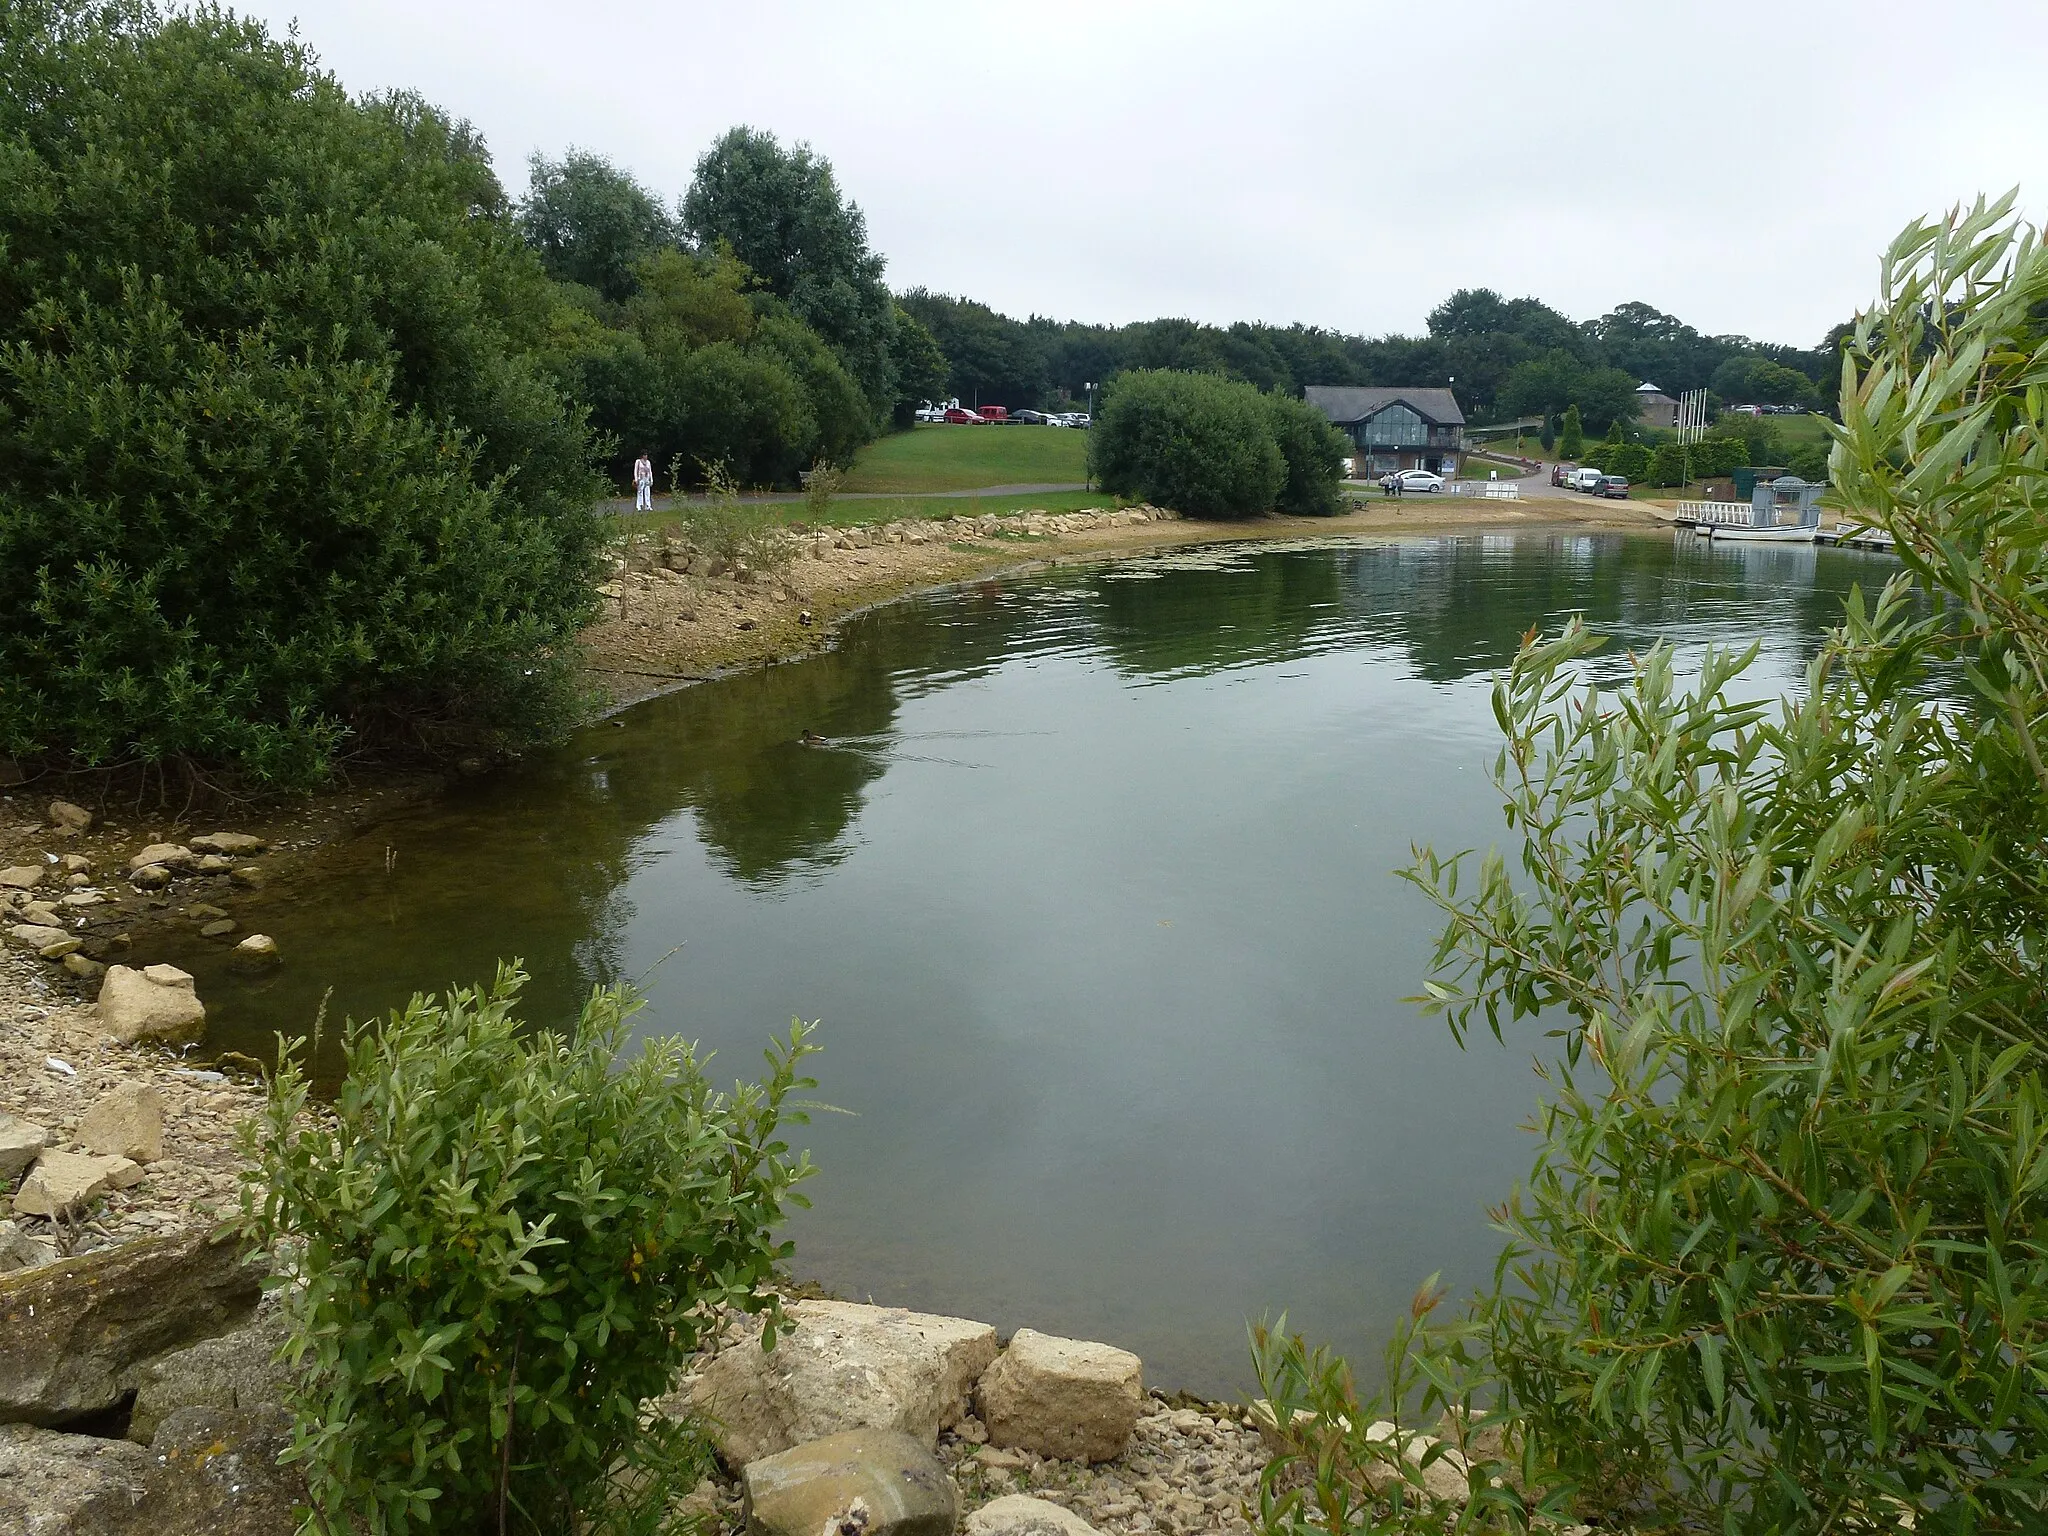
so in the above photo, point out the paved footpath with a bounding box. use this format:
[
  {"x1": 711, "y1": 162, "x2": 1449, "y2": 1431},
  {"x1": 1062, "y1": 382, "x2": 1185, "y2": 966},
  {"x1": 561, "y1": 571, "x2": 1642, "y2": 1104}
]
[{"x1": 604, "y1": 482, "x2": 1089, "y2": 515}]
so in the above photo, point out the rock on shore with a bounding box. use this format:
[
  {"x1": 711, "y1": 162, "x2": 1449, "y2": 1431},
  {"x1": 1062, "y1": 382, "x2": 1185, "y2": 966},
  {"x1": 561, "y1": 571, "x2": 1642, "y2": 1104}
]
[
  {"x1": 691, "y1": 1300, "x2": 998, "y2": 1467},
  {"x1": 0, "y1": 1227, "x2": 264, "y2": 1426},
  {"x1": 743, "y1": 1428, "x2": 959, "y2": 1536},
  {"x1": 976, "y1": 1331, "x2": 1144, "y2": 1465},
  {"x1": 95, "y1": 964, "x2": 206, "y2": 1046}
]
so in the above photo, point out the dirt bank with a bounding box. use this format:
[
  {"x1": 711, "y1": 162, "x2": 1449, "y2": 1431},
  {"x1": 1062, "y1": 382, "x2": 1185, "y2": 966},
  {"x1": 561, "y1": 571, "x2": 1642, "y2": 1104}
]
[{"x1": 582, "y1": 494, "x2": 1663, "y2": 709}]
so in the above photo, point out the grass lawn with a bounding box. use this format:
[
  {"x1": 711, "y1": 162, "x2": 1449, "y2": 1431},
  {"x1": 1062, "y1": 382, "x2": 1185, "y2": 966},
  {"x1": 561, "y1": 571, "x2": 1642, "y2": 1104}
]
[
  {"x1": 839, "y1": 423, "x2": 1089, "y2": 493},
  {"x1": 615, "y1": 489, "x2": 1118, "y2": 542}
]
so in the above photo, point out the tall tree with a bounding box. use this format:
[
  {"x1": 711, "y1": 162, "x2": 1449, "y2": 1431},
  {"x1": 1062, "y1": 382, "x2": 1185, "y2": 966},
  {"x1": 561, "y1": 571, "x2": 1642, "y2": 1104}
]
[
  {"x1": 683, "y1": 126, "x2": 895, "y2": 413},
  {"x1": 887, "y1": 305, "x2": 950, "y2": 427},
  {"x1": 520, "y1": 151, "x2": 678, "y2": 304}
]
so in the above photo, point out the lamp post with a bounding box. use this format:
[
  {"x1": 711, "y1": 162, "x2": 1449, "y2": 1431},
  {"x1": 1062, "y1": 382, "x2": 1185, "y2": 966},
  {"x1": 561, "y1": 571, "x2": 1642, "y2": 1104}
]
[
  {"x1": 1084, "y1": 382, "x2": 1096, "y2": 491},
  {"x1": 1447, "y1": 376, "x2": 1456, "y2": 476}
]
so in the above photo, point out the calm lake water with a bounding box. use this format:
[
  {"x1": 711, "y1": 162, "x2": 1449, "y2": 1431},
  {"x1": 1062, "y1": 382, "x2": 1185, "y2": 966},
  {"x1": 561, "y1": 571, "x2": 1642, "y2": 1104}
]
[{"x1": 156, "y1": 530, "x2": 1900, "y2": 1396}]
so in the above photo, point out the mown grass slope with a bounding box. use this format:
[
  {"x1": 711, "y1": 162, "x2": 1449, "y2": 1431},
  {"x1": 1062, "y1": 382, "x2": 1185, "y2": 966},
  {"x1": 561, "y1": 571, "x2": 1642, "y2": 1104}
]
[{"x1": 840, "y1": 423, "x2": 1089, "y2": 492}]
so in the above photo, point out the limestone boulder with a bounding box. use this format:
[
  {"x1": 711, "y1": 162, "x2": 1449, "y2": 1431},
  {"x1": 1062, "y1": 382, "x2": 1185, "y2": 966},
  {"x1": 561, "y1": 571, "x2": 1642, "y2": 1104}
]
[
  {"x1": 0, "y1": 1228, "x2": 264, "y2": 1426},
  {"x1": 62, "y1": 954, "x2": 107, "y2": 983},
  {"x1": 189, "y1": 832, "x2": 266, "y2": 856},
  {"x1": 229, "y1": 934, "x2": 281, "y2": 972},
  {"x1": 125, "y1": 1307, "x2": 293, "y2": 1444},
  {"x1": 48, "y1": 800, "x2": 94, "y2": 833},
  {"x1": 8, "y1": 923, "x2": 72, "y2": 955},
  {"x1": 126, "y1": 844, "x2": 196, "y2": 874},
  {"x1": 690, "y1": 1300, "x2": 998, "y2": 1467},
  {"x1": 742, "y1": 1428, "x2": 958, "y2": 1536},
  {"x1": 96, "y1": 965, "x2": 205, "y2": 1046},
  {"x1": 0, "y1": 1422, "x2": 151, "y2": 1534},
  {"x1": 13, "y1": 1150, "x2": 129, "y2": 1220},
  {"x1": 0, "y1": 1220, "x2": 54, "y2": 1274},
  {"x1": 0, "y1": 866, "x2": 45, "y2": 890},
  {"x1": 973, "y1": 1330, "x2": 1143, "y2": 1464},
  {"x1": 0, "y1": 1112, "x2": 48, "y2": 1185},
  {"x1": 78, "y1": 1084, "x2": 164, "y2": 1165},
  {"x1": 966, "y1": 1495, "x2": 1105, "y2": 1536},
  {"x1": 114, "y1": 1403, "x2": 305, "y2": 1534}
]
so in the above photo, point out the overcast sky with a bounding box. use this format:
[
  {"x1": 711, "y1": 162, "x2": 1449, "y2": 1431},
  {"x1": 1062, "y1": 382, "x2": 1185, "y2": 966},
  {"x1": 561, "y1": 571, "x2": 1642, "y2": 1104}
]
[{"x1": 237, "y1": 0, "x2": 2048, "y2": 348}]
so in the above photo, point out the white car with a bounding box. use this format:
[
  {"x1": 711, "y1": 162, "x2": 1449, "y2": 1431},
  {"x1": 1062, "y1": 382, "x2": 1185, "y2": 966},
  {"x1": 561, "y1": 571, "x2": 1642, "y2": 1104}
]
[
  {"x1": 913, "y1": 405, "x2": 947, "y2": 423},
  {"x1": 1380, "y1": 469, "x2": 1444, "y2": 493}
]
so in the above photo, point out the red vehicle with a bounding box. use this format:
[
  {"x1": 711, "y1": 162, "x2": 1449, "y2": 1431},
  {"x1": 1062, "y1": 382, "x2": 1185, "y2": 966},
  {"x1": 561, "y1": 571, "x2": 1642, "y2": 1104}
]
[
  {"x1": 977, "y1": 406, "x2": 1009, "y2": 423},
  {"x1": 941, "y1": 407, "x2": 985, "y2": 424}
]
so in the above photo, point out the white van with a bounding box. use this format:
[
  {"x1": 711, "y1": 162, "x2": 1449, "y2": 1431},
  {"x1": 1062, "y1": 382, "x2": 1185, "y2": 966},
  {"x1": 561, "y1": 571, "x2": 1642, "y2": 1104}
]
[{"x1": 1570, "y1": 466, "x2": 1607, "y2": 492}]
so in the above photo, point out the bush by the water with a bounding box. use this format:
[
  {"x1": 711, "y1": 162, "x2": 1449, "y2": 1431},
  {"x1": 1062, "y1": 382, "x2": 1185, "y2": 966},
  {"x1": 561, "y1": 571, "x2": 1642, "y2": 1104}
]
[
  {"x1": 1265, "y1": 392, "x2": 1353, "y2": 516},
  {"x1": 240, "y1": 965, "x2": 818, "y2": 1535},
  {"x1": 1258, "y1": 201, "x2": 2048, "y2": 1534},
  {"x1": 0, "y1": 2, "x2": 606, "y2": 787},
  {"x1": 1088, "y1": 369, "x2": 1345, "y2": 518}
]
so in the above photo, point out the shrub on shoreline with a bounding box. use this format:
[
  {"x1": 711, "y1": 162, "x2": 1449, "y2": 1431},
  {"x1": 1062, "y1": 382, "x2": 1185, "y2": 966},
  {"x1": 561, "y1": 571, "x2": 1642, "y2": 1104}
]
[
  {"x1": 1089, "y1": 369, "x2": 1346, "y2": 519},
  {"x1": 240, "y1": 965, "x2": 819, "y2": 1534},
  {"x1": 1257, "y1": 200, "x2": 2048, "y2": 1535},
  {"x1": 0, "y1": 3, "x2": 606, "y2": 789}
]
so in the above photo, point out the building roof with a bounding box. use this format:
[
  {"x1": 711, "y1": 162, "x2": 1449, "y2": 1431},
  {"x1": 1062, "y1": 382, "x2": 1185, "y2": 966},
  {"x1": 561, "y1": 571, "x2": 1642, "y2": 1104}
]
[
  {"x1": 1636, "y1": 381, "x2": 1672, "y2": 396},
  {"x1": 1304, "y1": 386, "x2": 1465, "y2": 427}
]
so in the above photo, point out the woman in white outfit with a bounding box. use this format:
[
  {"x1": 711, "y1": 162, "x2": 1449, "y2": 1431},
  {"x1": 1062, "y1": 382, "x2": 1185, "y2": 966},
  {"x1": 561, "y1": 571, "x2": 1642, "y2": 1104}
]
[{"x1": 632, "y1": 453, "x2": 654, "y2": 512}]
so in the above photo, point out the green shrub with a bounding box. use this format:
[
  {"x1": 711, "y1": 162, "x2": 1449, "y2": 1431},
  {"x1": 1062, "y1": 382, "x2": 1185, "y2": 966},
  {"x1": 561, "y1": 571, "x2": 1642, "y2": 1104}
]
[
  {"x1": 240, "y1": 965, "x2": 818, "y2": 1535},
  {"x1": 1089, "y1": 369, "x2": 1287, "y2": 518},
  {"x1": 1787, "y1": 439, "x2": 1831, "y2": 481},
  {"x1": 1262, "y1": 200, "x2": 2048, "y2": 1536},
  {"x1": 1579, "y1": 444, "x2": 1615, "y2": 474},
  {"x1": 667, "y1": 460, "x2": 795, "y2": 579},
  {"x1": 1646, "y1": 442, "x2": 1691, "y2": 485},
  {"x1": 1267, "y1": 393, "x2": 1352, "y2": 516},
  {"x1": 0, "y1": 2, "x2": 605, "y2": 788},
  {"x1": 1687, "y1": 435, "x2": 1748, "y2": 477},
  {"x1": 1608, "y1": 442, "x2": 1651, "y2": 481}
]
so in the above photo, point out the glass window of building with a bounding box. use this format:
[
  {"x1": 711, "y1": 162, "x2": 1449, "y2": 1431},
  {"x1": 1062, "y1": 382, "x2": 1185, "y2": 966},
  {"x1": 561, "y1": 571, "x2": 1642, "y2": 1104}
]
[{"x1": 1362, "y1": 403, "x2": 1426, "y2": 446}]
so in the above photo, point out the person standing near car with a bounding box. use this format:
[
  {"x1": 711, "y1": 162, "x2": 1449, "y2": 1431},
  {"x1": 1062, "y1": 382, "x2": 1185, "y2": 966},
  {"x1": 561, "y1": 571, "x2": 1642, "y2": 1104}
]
[{"x1": 632, "y1": 451, "x2": 654, "y2": 512}]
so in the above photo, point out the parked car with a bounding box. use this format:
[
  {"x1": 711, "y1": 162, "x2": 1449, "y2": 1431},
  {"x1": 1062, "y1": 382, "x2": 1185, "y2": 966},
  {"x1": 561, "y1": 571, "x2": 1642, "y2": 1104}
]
[
  {"x1": 1551, "y1": 463, "x2": 1575, "y2": 487},
  {"x1": 914, "y1": 405, "x2": 947, "y2": 423},
  {"x1": 978, "y1": 406, "x2": 1010, "y2": 423},
  {"x1": 1065, "y1": 412, "x2": 1091, "y2": 430},
  {"x1": 1012, "y1": 409, "x2": 1050, "y2": 424},
  {"x1": 1569, "y1": 467, "x2": 1607, "y2": 492},
  {"x1": 1598, "y1": 475, "x2": 1631, "y2": 499},
  {"x1": 1380, "y1": 469, "x2": 1444, "y2": 493},
  {"x1": 942, "y1": 407, "x2": 985, "y2": 424}
]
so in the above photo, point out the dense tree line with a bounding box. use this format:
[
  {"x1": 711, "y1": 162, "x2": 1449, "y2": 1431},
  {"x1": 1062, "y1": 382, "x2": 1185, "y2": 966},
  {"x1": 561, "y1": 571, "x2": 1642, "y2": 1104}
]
[
  {"x1": 900, "y1": 285, "x2": 1841, "y2": 432},
  {"x1": 519, "y1": 137, "x2": 945, "y2": 488}
]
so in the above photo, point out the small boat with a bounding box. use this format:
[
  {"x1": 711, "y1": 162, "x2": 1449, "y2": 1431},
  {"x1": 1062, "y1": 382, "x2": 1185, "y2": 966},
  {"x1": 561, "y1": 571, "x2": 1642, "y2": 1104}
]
[
  {"x1": 1707, "y1": 523, "x2": 1819, "y2": 544},
  {"x1": 1815, "y1": 525, "x2": 1897, "y2": 552}
]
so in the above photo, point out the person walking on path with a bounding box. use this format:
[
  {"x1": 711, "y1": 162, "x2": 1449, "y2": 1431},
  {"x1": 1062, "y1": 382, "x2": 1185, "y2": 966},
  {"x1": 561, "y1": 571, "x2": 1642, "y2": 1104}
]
[{"x1": 632, "y1": 452, "x2": 654, "y2": 512}]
